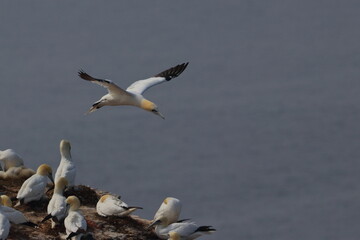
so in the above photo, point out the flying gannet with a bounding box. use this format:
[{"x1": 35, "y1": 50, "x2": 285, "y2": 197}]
[
  {"x1": 96, "y1": 194, "x2": 142, "y2": 217},
  {"x1": 78, "y1": 62, "x2": 189, "y2": 118},
  {"x1": 16, "y1": 164, "x2": 54, "y2": 205},
  {"x1": 54, "y1": 140, "x2": 76, "y2": 186}
]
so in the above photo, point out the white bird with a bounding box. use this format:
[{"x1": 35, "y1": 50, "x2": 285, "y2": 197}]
[
  {"x1": 0, "y1": 149, "x2": 24, "y2": 171},
  {"x1": 0, "y1": 149, "x2": 35, "y2": 180},
  {"x1": 0, "y1": 212, "x2": 10, "y2": 240},
  {"x1": 54, "y1": 140, "x2": 76, "y2": 186},
  {"x1": 0, "y1": 195, "x2": 37, "y2": 227},
  {"x1": 64, "y1": 196, "x2": 87, "y2": 240},
  {"x1": 42, "y1": 177, "x2": 68, "y2": 228},
  {"x1": 78, "y1": 62, "x2": 189, "y2": 118},
  {"x1": 96, "y1": 194, "x2": 142, "y2": 217},
  {"x1": 149, "y1": 197, "x2": 182, "y2": 228},
  {"x1": 16, "y1": 164, "x2": 54, "y2": 204},
  {"x1": 157, "y1": 222, "x2": 215, "y2": 240},
  {"x1": 1, "y1": 166, "x2": 35, "y2": 180}
]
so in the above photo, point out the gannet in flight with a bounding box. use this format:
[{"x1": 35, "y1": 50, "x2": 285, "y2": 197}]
[
  {"x1": 54, "y1": 140, "x2": 76, "y2": 186},
  {"x1": 96, "y1": 194, "x2": 142, "y2": 217},
  {"x1": 78, "y1": 62, "x2": 189, "y2": 118}
]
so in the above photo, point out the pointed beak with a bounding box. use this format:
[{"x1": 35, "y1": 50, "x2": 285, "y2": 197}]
[
  {"x1": 151, "y1": 109, "x2": 165, "y2": 119},
  {"x1": 155, "y1": 111, "x2": 165, "y2": 119},
  {"x1": 48, "y1": 174, "x2": 54, "y2": 184},
  {"x1": 147, "y1": 219, "x2": 161, "y2": 229}
]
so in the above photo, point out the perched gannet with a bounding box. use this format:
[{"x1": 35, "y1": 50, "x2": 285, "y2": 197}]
[
  {"x1": 0, "y1": 195, "x2": 37, "y2": 227},
  {"x1": 64, "y1": 196, "x2": 87, "y2": 240},
  {"x1": 0, "y1": 149, "x2": 24, "y2": 171},
  {"x1": 156, "y1": 222, "x2": 216, "y2": 240},
  {"x1": 0, "y1": 212, "x2": 10, "y2": 240},
  {"x1": 78, "y1": 62, "x2": 189, "y2": 118},
  {"x1": 96, "y1": 194, "x2": 142, "y2": 217},
  {"x1": 42, "y1": 177, "x2": 68, "y2": 228},
  {"x1": 16, "y1": 164, "x2": 54, "y2": 204},
  {"x1": 54, "y1": 140, "x2": 76, "y2": 186},
  {"x1": 149, "y1": 197, "x2": 182, "y2": 228}
]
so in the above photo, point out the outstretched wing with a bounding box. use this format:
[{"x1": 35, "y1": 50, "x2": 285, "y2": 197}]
[
  {"x1": 78, "y1": 70, "x2": 130, "y2": 96},
  {"x1": 126, "y1": 62, "x2": 189, "y2": 95}
]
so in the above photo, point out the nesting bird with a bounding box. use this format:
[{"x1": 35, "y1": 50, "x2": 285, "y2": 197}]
[
  {"x1": 42, "y1": 177, "x2": 68, "y2": 228},
  {"x1": 78, "y1": 62, "x2": 189, "y2": 118},
  {"x1": 96, "y1": 194, "x2": 142, "y2": 217},
  {"x1": 0, "y1": 195, "x2": 37, "y2": 227},
  {"x1": 16, "y1": 164, "x2": 54, "y2": 204},
  {"x1": 0, "y1": 149, "x2": 24, "y2": 171},
  {"x1": 156, "y1": 222, "x2": 216, "y2": 240},
  {"x1": 0, "y1": 149, "x2": 34, "y2": 179},
  {"x1": 54, "y1": 140, "x2": 76, "y2": 186},
  {"x1": 0, "y1": 211, "x2": 10, "y2": 240},
  {"x1": 149, "y1": 197, "x2": 182, "y2": 228},
  {"x1": 64, "y1": 196, "x2": 87, "y2": 240}
]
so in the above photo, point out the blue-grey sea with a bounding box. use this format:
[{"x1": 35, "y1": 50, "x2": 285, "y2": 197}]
[{"x1": 1, "y1": 1, "x2": 360, "y2": 239}]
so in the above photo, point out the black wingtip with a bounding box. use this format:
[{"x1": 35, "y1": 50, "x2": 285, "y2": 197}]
[
  {"x1": 66, "y1": 232, "x2": 79, "y2": 240},
  {"x1": 41, "y1": 214, "x2": 52, "y2": 223},
  {"x1": 155, "y1": 62, "x2": 189, "y2": 81},
  {"x1": 195, "y1": 226, "x2": 216, "y2": 232},
  {"x1": 78, "y1": 69, "x2": 94, "y2": 81},
  {"x1": 22, "y1": 221, "x2": 39, "y2": 228}
]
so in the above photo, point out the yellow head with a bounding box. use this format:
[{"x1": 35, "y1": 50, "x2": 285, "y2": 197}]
[
  {"x1": 141, "y1": 99, "x2": 165, "y2": 119},
  {"x1": 168, "y1": 231, "x2": 181, "y2": 240},
  {"x1": 99, "y1": 194, "x2": 111, "y2": 203},
  {"x1": 66, "y1": 196, "x2": 81, "y2": 211},
  {"x1": 60, "y1": 140, "x2": 72, "y2": 158},
  {"x1": 37, "y1": 164, "x2": 54, "y2": 183},
  {"x1": 0, "y1": 195, "x2": 12, "y2": 207},
  {"x1": 54, "y1": 177, "x2": 68, "y2": 193}
]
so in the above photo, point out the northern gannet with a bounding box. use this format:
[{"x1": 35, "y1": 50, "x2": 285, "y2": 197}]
[
  {"x1": 149, "y1": 197, "x2": 182, "y2": 228},
  {"x1": 54, "y1": 140, "x2": 76, "y2": 186},
  {"x1": 0, "y1": 149, "x2": 35, "y2": 179},
  {"x1": 16, "y1": 164, "x2": 54, "y2": 204},
  {"x1": 156, "y1": 222, "x2": 216, "y2": 240},
  {"x1": 0, "y1": 195, "x2": 37, "y2": 227},
  {"x1": 0, "y1": 149, "x2": 24, "y2": 171},
  {"x1": 78, "y1": 62, "x2": 189, "y2": 118},
  {"x1": 64, "y1": 196, "x2": 87, "y2": 240},
  {"x1": 42, "y1": 177, "x2": 68, "y2": 228},
  {"x1": 96, "y1": 194, "x2": 142, "y2": 217},
  {"x1": 0, "y1": 212, "x2": 10, "y2": 240}
]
